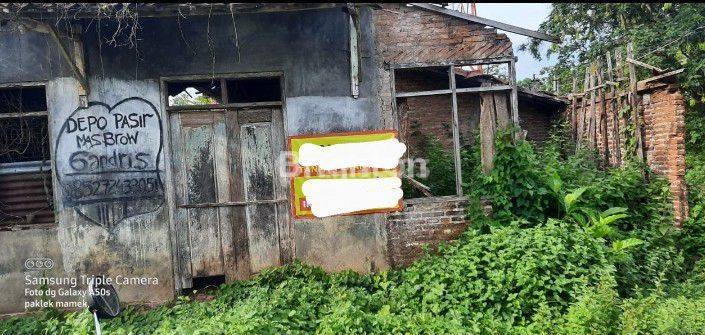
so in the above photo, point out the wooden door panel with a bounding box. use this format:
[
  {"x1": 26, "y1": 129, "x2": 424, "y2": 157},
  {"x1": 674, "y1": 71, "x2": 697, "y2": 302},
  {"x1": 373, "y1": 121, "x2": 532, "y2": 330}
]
[
  {"x1": 168, "y1": 114, "x2": 193, "y2": 289},
  {"x1": 240, "y1": 122, "x2": 280, "y2": 273},
  {"x1": 180, "y1": 122, "x2": 223, "y2": 277},
  {"x1": 169, "y1": 107, "x2": 290, "y2": 286}
]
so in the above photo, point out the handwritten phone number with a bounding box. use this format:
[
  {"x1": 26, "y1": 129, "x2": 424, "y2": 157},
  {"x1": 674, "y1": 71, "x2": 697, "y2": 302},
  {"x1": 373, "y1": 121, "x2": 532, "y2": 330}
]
[{"x1": 65, "y1": 177, "x2": 162, "y2": 200}]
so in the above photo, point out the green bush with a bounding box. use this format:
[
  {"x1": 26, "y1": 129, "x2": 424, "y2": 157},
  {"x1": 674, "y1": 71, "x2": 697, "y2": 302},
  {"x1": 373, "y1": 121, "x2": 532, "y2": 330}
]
[
  {"x1": 2, "y1": 126, "x2": 703, "y2": 334},
  {"x1": 0, "y1": 221, "x2": 613, "y2": 335},
  {"x1": 390, "y1": 220, "x2": 613, "y2": 332},
  {"x1": 556, "y1": 276, "x2": 622, "y2": 335},
  {"x1": 621, "y1": 290, "x2": 705, "y2": 335}
]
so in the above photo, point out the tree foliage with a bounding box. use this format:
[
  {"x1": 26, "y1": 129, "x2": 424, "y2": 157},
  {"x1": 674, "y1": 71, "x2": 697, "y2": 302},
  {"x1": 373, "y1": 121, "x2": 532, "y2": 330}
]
[
  {"x1": 526, "y1": 3, "x2": 705, "y2": 101},
  {"x1": 527, "y1": 3, "x2": 705, "y2": 225}
]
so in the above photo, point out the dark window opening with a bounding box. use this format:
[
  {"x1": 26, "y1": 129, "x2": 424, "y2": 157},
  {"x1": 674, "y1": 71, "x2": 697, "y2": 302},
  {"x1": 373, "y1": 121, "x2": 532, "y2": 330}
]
[
  {"x1": 394, "y1": 67, "x2": 450, "y2": 92},
  {"x1": 0, "y1": 116, "x2": 51, "y2": 164},
  {"x1": 188, "y1": 275, "x2": 226, "y2": 292},
  {"x1": 167, "y1": 80, "x2": 223, "y2": 107},
  {"x1": 226, "y1": 77, "x2": 281, "y2": 103},
  {"x1": 0, "y1": 85, "x2": 54, "y2": 229},
  {"x1": 0, "y1": 86, "x2": 47, "y2": 114}
]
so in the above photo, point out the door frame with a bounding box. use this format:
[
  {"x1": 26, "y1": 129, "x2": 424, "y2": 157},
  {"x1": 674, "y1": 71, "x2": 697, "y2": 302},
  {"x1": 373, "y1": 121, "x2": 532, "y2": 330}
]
[{"x1": 159, "y1": 72, "x2": 291, "y2": 292}]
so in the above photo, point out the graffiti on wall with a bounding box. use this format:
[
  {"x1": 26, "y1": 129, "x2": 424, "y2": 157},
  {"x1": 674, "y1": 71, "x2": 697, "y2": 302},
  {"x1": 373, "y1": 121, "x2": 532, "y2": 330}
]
[{"x1": 55, "y1": 97, "x2": 165, "y2": 228}]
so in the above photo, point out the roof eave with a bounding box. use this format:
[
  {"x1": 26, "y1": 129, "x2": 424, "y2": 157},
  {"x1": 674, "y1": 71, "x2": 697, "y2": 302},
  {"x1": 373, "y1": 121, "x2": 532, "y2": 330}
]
[{"x1": 409, "y1": 3, "x2": 560, "y2": 44}]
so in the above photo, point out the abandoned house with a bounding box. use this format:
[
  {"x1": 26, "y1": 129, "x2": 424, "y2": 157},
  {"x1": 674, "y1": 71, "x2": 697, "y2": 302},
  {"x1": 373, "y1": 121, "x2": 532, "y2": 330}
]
[
  {"x1": 397, "y1": 69, "x2": 566, "y2": 155},
  {"x1": 0, "y1": 3, "x2": 560, "y2": 314}
]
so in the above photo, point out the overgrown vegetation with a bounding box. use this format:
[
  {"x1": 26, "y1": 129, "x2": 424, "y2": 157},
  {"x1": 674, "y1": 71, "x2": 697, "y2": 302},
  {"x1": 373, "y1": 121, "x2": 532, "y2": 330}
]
[
  {"x1": 526, "y1": 3, "x2": 705, "y2": 229},
  {"x1": 2, "y1": 130, "x2": 704, "y2": 334},
  {"x1": 3, "y1": 4, "x2": 705, "y2": 334}
]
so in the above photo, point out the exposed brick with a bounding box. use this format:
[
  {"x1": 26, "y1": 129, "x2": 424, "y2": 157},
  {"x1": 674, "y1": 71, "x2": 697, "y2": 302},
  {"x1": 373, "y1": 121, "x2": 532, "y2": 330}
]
[
  {"x1": 568, "y1": 83, "x2": 688, "y2": 225},
  {"x1": 385, "y1": 196, "x2": 471, "y2": 268}
]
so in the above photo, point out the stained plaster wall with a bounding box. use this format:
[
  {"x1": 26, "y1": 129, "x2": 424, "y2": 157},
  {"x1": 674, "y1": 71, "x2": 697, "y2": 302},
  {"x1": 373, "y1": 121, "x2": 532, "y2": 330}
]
[{"x1": 0, "y1": 6, "x2": 391, "y2": 314}]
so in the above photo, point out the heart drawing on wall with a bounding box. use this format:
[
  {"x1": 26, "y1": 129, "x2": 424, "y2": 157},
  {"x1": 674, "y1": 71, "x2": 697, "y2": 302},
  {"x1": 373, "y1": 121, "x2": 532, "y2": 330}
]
[{"x1": 54, "y1": 97, "x2": 165, "y2": 229}]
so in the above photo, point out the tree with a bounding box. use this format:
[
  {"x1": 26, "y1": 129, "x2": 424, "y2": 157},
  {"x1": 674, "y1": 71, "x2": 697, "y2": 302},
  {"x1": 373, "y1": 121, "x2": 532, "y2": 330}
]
[
  {"x1": 525, "y1": 3, "x2": 705, "y2": 103},
  {"x1": 527, "y1": 3, "x2": 705, "y2": 217}
]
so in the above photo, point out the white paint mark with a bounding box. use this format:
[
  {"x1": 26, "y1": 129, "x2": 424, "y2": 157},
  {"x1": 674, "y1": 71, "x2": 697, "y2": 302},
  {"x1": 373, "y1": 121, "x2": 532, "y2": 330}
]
[
  {"x1": 302, "y1": 177, "x2": 403, "y2": 217},
  {"x1": 298, "y1": 138, "x2": 406, "y2": 170}
]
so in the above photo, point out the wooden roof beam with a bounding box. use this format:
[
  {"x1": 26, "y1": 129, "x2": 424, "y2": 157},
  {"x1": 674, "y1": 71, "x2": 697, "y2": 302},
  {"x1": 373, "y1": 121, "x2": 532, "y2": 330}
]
[{"x1": 409, "y1": 3, "x2": 560, "y2": 43}]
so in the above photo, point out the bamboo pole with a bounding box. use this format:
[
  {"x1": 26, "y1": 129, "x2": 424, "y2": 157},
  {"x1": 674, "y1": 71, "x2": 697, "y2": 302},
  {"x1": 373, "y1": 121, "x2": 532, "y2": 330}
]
[
  {"x1": 588, "y1": 63, "x2": 598, "y2": 150},
  {"x1": 606, "y1": 50, "x2": 622, "y2": 165},
  {"x1": 627, "y1": 42, "x2": 645, "y2": 162}
]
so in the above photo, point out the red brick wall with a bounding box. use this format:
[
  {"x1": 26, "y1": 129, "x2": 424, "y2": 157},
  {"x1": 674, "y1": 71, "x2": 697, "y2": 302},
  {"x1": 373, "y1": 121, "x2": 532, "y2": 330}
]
[
  {"x1": 396, "y1": 72, "x2": 482, "y2": 154},
  {"x1": 373, "y1": 3, "x2": 513, "y2": 129},
  {"x1": 374, "y1": 4, "x2": 513, "y2": 65},
  {"x1": 395, "y1": 72, "x2": 559, "y2": 153},
  {"x1": 386, "y1": 196, "x2": 469, "y2": 268},
  {"x1": 569, "y1": 82, "x2": 689, "y2": 225},
  {"x1": 373, "y1": 6, "x2": 512, "y2": 266},
  {"x1": 520, "y1": 101, "x2": 560, "y2": 146},
  {"x1": 641, "y1": 84, "x2": 689, "y2": 224}
]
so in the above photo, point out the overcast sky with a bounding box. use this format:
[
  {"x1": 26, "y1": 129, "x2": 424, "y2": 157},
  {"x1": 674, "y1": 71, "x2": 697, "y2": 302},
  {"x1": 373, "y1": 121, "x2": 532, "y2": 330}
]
[{"x1": 474, "y1": 3, "x2": 556, "y2": 80}]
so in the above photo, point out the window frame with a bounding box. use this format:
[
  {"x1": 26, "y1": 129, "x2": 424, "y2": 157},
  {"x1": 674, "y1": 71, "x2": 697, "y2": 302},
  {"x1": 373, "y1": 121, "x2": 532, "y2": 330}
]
[
  {"x1": 0, "y1": 81, "x2": 56, "y2": 230},
  {"x1": 390, "y1": 57, "x2": 519, "y2": 197},
  {"x1": 162, "y1": 72, "x2": 284, "y2": 113}
]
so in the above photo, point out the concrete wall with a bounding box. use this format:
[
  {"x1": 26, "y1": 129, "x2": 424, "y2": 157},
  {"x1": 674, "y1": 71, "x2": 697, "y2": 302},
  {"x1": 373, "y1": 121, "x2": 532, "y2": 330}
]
[
  {"x1": 50, "y1": 76, "x2": 174, "y2": 306},
  {"x1": 0, "y1": 4, "x2": 517, "y2": 314},
  {"x1": 0, "y1": 27, "x2": 71, "y2": 83},
  {"x1": 0, "y1": 228, "x2": 65, "y2": 315},
  {"x1": 0, "y1": 6, "x2": 390, "y2": 314}
]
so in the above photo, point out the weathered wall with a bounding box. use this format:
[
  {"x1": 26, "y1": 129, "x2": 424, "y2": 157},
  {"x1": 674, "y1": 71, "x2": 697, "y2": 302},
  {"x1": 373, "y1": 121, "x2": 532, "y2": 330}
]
[
  {"x1": 0, "y1": 4, "x2": 520, "y2": 314},
  {"x1": 0, "y1": 27, "x2": 71, "y2": 83},
  {"x1": 49, "y1": 76, "x2": 174, "y2": 306},
  {"x1": 519, "y1": 99, "x2": 560, "y2": 146},
  {"x1": 0, "y1": 228, "x2": 65, "y2": 315},
  {"x1": 373, "y1": 3, "x2": 513, "y2": 129},
  {"x1": 570, "y1": 81, "x2": 689, "y2": 225},
  {"x1": 0, "y1": 6, "x2": 391, "y2": 314},
  {"x1": 386, "y1": 196, "x2": 469, "y2": 268},
  {"x1": 641, "y1": 84, "x2": 689, "y2": 224}
]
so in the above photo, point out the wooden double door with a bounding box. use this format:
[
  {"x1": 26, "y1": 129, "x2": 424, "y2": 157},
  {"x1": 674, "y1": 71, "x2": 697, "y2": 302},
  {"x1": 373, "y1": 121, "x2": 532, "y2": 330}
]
[{"x1": 169, "y1": 107, "x2": 291, "y2": 289}]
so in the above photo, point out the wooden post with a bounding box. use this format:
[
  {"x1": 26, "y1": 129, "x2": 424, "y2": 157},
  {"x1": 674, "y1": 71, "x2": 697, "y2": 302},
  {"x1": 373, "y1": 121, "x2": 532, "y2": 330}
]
[
  {"x1": 571, "y1": 76, "x2": 578, "y2": 141},
  {"x1": 493, "y1": 91, "x2": 510, "y2": 130},
  {"x1": 479, "y1": 82, "x2": 497, "y2": 175},
  {"x1": 597, "y1": 63, "x2": 609, "y2": 161},
  {"x1": 627, "y1": 42, "x2": 645, "y2": 161},
  {"x1": 576, "y1": 68, "x2": 590, "y2": 150},
  {"x1": 508, "y1": 58, "x2": 520, "y2": 136},
  {"x1": 48, "y1": 24, "x2": 90, "y2": 106},
  {"x1": 347, "y1": 4, "x2": 360, "y2": 98},
  {"x1": 553, "y1": 77, "x2": 559, "y2": 94},
  {"x1": 448, "y1": 66, "x2": 463, "y2": 195},
  {"x1": 615, "y1": 49, "x2": 626, "y2": 164},
  {"x1": 390, "y1": 66, "x2": 399, "y2": 134},
  {"x1": 606, "y1": 50, "x2": 622, "y2": 165},
  {"x1": 71, "y1": 24, "x2": 88, "y2": 106},
  {"x1": 588, "y1": 63, "x2": 597, "y2": 149}
]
